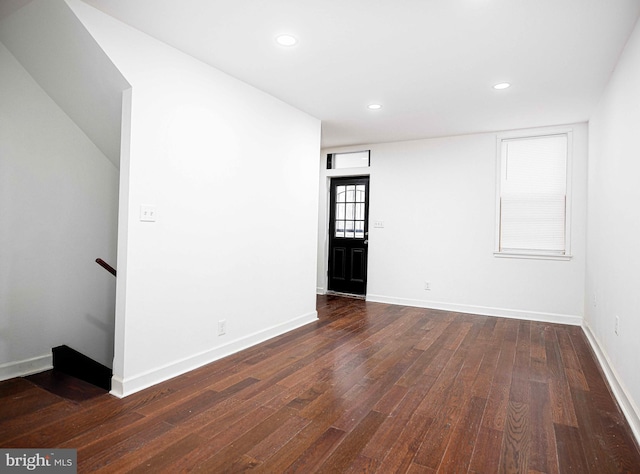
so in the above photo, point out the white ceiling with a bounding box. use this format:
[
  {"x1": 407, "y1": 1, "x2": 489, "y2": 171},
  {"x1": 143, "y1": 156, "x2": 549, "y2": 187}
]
[{"x1": 80, "y1": 0, "x2": 640, "y2": 148}]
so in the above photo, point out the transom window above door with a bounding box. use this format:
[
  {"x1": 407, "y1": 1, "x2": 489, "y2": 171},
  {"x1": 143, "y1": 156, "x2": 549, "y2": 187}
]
[
  {"x1": 335, "y1": 184, "x2": 366, "y2": 238},
  {"x1": 327, "y1": 150, "x2": 370, "y2": 169}
]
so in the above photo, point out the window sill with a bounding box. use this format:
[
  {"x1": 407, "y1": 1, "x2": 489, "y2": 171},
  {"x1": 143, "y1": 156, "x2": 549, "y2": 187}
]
[{"x1": 494, "y1": 252, "x2": 572, "y2": 261}]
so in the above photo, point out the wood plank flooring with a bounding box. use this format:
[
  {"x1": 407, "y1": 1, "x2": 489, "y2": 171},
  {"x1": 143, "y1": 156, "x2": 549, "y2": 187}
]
[{"x1": 1, "y1": 295, "x2": 639, "y2": 472}]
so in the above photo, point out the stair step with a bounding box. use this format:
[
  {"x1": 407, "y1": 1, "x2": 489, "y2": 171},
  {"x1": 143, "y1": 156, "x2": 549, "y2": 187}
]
[{"x1": 52, "y1": 345, "x2": 112, "y2": 391}]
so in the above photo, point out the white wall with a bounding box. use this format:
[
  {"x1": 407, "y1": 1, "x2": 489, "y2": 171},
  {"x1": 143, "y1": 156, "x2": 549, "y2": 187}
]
[
  {"x1": 0, "y1": 0, "x2": 129, "y2": 167},
  {"x1": 319, "y1": 123, "x2": 587, "y2": 323},
  {"x1": 586, "y1": 17, "x2": 640, "y2": 437},
  {"x1": 0, "y1": 42, "x2": 119, "y2": 378},
  {"x1": 68, "y1": 0, "x2": 321, "y2": 396}
]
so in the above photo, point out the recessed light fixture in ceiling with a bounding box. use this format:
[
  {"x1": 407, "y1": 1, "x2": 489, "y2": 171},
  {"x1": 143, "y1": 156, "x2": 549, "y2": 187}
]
[
  {"x1": 493, "y1": 82, "x2": 511, "y2": 90},
  {"x1": 368, "y1": 104, "x2": 382, "y2": 110},
  {"x1": 275, "y1": 34, "x2": 298, "y2": 47}
]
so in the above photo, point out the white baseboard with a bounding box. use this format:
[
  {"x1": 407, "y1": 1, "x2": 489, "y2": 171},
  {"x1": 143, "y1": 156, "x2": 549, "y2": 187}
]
[
  {"x1": 316, "y1": 287, "x2": 326, "y2": 295},
  {"x1": 365, "y1": 294, "x2": 582, "y2": 326},
  {"x1": 110, "y1": 310, "x2": 318, "y2": 398},
  {"x1": 0, "y1": 353, "x2": 53, "y2": 381},
  {"x1": 582, "y1": 321, "x2": 640, "y2": 445}
]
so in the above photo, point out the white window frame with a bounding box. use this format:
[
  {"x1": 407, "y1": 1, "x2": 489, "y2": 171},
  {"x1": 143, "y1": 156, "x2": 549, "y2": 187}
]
[{"x1": 494, "y1": 127, "x2": 573, "y2": 261}]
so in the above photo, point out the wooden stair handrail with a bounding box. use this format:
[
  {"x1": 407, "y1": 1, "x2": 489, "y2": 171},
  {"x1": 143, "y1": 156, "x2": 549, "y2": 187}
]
[{"x1": 95, "y1": 258, "x2": 116, "y2": 277}]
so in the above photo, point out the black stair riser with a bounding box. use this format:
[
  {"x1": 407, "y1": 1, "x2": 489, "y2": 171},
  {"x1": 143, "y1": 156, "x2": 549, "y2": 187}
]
[{"x1": 52, "y1": 345, "x2": 112, "y2": 391}]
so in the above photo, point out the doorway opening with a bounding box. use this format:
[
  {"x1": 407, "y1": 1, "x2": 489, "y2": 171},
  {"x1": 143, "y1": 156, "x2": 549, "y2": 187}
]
[{"x1": 327, "y1": 176, "x2": 370, "y2": 296}]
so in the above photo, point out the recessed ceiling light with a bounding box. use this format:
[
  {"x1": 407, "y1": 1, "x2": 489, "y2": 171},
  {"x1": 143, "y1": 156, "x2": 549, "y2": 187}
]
[
  {"x1": 368, "y1": 104, "x2": 382, "y2": 110},
  {"x1": 276, "y1": 34, "x2": 298, "y2": 47},
  {"x1": 493, "y1": 82, "x2": 511, "y2": 90}
]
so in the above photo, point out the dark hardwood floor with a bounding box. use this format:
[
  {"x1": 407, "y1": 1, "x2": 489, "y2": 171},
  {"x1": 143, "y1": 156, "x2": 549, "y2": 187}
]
[{"x1": 2, "y1": 295, "x2": 639, "y2": 472}]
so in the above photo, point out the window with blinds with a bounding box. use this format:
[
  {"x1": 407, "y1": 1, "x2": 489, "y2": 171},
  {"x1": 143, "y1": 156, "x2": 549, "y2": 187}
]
[{"x1": 496, "y1": 132, "x2": 572, "y2": 258}]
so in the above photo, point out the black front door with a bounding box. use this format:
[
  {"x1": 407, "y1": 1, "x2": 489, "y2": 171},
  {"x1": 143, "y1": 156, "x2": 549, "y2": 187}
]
[{"x1": 328, "y1": 176, "x2": 369, "y2": 295}]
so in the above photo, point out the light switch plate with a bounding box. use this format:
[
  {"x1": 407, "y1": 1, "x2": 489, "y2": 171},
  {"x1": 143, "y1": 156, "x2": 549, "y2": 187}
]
[{"x1": 140, "y1": 205, "x2": 157, "y2": 222}]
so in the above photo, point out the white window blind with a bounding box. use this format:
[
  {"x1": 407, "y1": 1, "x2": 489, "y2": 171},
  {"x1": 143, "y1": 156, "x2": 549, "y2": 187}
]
[{"x1": 498, "y1": 134, "x2": 568, "y2": 256}]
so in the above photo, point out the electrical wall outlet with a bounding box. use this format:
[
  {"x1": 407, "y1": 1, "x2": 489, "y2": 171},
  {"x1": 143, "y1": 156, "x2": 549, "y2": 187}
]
[
  {"x1": 424, "y1": 281, "x2": 431, "y2": 291},
  {"x1": 218, "y1": 320, "x2": 227, "y2": 336}
]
